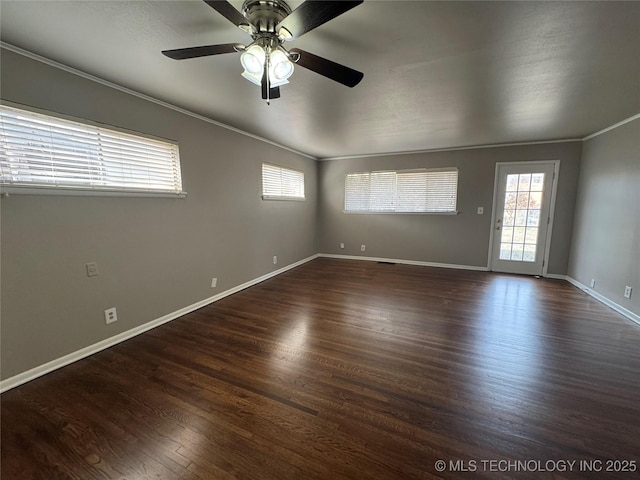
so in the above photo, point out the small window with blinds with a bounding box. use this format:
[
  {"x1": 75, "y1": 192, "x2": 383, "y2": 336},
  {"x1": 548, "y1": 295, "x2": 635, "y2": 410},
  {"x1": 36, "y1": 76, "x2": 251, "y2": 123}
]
[
  {"x1": 262, "y1": 163, "x2": 305, "y2": 200},
  {"x1": 345, "y1": 167, "x2": 458, "y2": 213},
  {"x1": 0, "y1": 105, "x2": 184, "y2": 197}
]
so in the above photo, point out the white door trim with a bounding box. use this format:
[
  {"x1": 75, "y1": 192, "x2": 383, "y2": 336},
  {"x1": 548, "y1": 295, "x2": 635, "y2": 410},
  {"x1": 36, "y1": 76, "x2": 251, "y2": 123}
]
[{"x1": 487, "y1": 160, "x2": 560, "y2": 275}]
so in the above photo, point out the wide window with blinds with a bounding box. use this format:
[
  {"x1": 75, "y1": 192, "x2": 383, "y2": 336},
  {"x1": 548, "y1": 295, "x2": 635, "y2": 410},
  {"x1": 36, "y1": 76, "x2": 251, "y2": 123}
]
[
  {"x1": 262, "y1": 163, "x2": 305, "y2": 200},
  {"x1": 0, "y1": 105, "x2": 184, "y2": 196},
  {"x1": 345, "y1": 167, "x2": 458, "y2": 213}
]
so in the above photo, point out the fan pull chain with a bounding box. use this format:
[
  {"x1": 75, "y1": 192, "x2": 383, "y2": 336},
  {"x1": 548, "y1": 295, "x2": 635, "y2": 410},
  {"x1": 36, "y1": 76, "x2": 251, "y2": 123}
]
[{"x1": 266, "y1": 49, "x2": 271, "y2": 105}]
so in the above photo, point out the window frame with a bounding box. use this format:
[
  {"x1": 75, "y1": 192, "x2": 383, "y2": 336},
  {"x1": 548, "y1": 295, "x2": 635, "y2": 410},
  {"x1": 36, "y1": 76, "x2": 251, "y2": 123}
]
[
  {"x1": 0, "y1": 103, "x2": 185, "y2": 198},
  {"x1": 344, "y1": 167, "x2": 459, "y2": 215},
  {"x1": 261, "y1": 162, "x2": 305, "y2": 201}
]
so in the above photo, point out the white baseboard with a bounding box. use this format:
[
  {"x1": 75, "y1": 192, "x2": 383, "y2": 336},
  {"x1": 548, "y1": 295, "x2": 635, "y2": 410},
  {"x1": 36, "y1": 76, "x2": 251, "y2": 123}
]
[
  {"x1": 318, "y1": 253, "x2": 489, "y2": 271},
  {"x1": 0, "y1": 254, "x2": 319, "y2": 393},
  {"x1": 544, "y1": 273, "x2": 568, "y2": 280},
  {"x1": 565, "y1": 276, "x2": 640, "y2": 327}
]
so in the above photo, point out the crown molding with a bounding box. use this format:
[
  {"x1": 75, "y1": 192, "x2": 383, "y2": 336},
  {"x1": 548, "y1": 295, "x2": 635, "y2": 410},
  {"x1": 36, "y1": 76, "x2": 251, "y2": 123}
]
[
  {"x1": 319, "y1": 139, "x2": 582, "y2": 161},
  {"x1": 582, "y1": 113, "x2": 640, "y2": 141}
]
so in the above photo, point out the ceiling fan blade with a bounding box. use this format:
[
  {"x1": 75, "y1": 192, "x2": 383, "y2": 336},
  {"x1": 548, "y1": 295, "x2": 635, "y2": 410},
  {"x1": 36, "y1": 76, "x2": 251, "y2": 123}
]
[
  {"x1": 162, "y1": 43, "x2": 240, "y2": 60},
  {"x1": 203, "y1": 0, "x2": 249, "y2": 29},
  {"x1": 276, "y1": 1, "x2": 363, "y2": 40},
  {"x1": 290, "y1": 48, "x2": 363, "y2": 87}
]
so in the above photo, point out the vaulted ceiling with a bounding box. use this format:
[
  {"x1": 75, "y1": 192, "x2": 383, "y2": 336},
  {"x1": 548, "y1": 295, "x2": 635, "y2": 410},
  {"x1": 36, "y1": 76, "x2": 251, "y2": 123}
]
[{"x1": 1, "y1": 1, "x2": 639, "y2": 159}]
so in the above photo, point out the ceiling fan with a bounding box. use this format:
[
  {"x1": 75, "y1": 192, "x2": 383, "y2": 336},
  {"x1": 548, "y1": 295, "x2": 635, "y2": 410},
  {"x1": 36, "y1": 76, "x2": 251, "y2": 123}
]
[{"x1": 162, "y1": 0, "x2": 364, "y2": 103}]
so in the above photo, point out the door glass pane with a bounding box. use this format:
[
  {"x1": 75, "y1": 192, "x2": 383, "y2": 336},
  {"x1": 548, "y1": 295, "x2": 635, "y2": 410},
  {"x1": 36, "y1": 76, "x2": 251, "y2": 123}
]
[
  {"x1": 499, "y1": 244, "x2": 512, "y2": 260},
  {"x1": 531, "y1": 174, "x2": 544, "y2": 191},
  {"x1": 517, "y1": 192, "x2": 530, "y2": 208},
  {"x1": 525, "y1": 227, "x2": 538, "y2": 244},
  {"x1": 529, "y1": 191, "x2": 542, "y2": 209},
  {"x1": 501, "y1": 227, "x2": 514, "y2": 243},
  {"x1": 513, "y1": 227, "x2": 526, "y2": 243},
  {"x1": 511, "y1": 244, "x2": 524, "y2": 261},
  {"x1": 499, "y1": 172, "x2": 545, "y2": 262},
  {"x1": 523, "y1": 244, "x2": 536, "y2": 261},
  {"x1": 504, "y1": 209, "x2": 515, "y2": 226},
  {"x1": 518, "y1": 174, "x2": 531, "y2": 191},
  {"x1": 527, "y1": 209, "x2": 540, "y2": 226},
  {"x1": 506, "y1": 174, "x2": 519, "y2": 191}
]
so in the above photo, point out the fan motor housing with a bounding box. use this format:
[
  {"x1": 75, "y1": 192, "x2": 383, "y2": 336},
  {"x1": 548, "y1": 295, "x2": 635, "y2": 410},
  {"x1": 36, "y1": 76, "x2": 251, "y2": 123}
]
[{"x1": 242, "y1": 0, "x2": 292, "y2": 34}]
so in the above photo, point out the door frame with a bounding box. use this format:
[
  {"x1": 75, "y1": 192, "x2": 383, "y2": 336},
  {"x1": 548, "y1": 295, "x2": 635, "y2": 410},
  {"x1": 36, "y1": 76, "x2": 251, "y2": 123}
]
[{"x1": 487, "y1": 160, "x2": 560, "y2": 276}]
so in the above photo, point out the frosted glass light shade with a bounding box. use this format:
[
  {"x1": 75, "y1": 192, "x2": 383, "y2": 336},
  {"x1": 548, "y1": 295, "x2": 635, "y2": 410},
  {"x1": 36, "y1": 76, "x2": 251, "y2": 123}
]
[
  {"x1": 270, "y1": 50, "x2": 294, "y2": 80},
  {"x1": 240, "y1": 45, "x2": 265, "y2": 73}
]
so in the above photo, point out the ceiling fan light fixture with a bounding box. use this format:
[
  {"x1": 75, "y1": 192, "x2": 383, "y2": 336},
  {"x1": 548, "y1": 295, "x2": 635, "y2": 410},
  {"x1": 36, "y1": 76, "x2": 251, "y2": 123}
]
[
  {"x1": 240, "y1": 44, "x2": 266, "y2": 74},
  {"x1": 270, "y1": 49, "x2": 294, "y2": 81},
  {"x1": 240, "y1": 44, "x2": 294, "y2": 89}
]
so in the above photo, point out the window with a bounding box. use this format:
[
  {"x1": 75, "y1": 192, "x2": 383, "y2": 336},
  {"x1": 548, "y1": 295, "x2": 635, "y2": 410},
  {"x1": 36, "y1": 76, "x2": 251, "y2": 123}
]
[
  {"x1": 0, "y1": 105, "x2": 184, "y2": 196},
  {"x1": 262, "y1": 163, "x2": 305, "y2": 200},
  {"x1": 345, "y1": 167, "x2": 458, "y2": 213}
]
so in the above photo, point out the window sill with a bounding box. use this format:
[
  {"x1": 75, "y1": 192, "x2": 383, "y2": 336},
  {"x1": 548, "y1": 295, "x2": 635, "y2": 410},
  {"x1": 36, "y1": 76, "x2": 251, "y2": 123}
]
[
  {"x1": 0, "y1": 185, "x2": 187, "y2": 198},
  {"x1": 343, "y1": 210, "x2": 459, "y2": 215},
  {"x1": 262, "y1": 195, "x2": 306, "y2": 202}
]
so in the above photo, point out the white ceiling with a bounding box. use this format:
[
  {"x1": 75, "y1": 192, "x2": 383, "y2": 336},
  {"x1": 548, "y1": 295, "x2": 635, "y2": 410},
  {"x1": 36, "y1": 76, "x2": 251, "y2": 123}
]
[{"x1": 1, "y1": 0, "x2": 639, "y2": 159}]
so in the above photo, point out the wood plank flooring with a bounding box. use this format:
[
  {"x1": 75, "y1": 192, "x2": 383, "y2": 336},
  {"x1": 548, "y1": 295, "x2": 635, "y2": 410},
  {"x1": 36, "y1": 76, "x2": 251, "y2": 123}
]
[{"x1": 2, "y1": 258, "x2": 640, "y2": 479}]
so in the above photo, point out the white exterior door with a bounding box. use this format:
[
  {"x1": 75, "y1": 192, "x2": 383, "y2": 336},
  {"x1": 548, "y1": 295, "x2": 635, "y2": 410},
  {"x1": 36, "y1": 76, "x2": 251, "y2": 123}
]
[{"x1": 489, "y1": 162, "x2": 557, "y2": 275}]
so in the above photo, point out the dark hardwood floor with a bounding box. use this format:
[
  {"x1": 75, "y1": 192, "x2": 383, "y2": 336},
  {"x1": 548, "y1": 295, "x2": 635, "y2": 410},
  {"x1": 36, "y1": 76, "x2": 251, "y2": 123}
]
[{"x1": 2, "y1": 258, "x2": 640, "y2": 479}]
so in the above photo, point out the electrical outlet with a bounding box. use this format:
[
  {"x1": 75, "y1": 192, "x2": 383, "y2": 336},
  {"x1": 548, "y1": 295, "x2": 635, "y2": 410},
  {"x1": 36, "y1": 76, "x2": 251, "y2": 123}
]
[
  {"x1": 590, "y1": 279, "x2": 596, "y2": 288},
  {"x1": 360, "y1": 245, "x2": 366, "y2": 252},
  {"x1": 86, "y1": 262, "x2": 99, "y2": 277},
  {"x1": 273, "y1": 256, "x2": 278, "y2": 265},
  {"x1": 211, "y1": 277, "x2": 217, "y2": 288},
  {"x1": 624, "y1": 286, "x2": 632, "y2": 299},
  {"x1": 340, "y1": 243, "x2": 345, "y2": 249},
  {"x1": 104, "y1": 307, "x2": 117, "y2": 324}
]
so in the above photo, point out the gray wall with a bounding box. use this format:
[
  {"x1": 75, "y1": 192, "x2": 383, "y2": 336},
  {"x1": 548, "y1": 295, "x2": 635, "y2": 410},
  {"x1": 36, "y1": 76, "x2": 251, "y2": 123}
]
[
  {"x1": 568, "y1": 119, "x2": 639, "y2": 317},
  {"x1": 0, "y1": 49, "x2": 318, "y2": 380},
  {"x1": 318, "y1": 142, "x2": 582, "y2": 273}
]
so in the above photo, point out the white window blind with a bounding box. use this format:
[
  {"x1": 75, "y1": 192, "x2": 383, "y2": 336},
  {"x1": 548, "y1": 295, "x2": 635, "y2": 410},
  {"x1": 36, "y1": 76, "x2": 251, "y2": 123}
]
[
  {"x1": 345, "y1": 168, "x2": 458, "y2": 213},
  {"x1": 262, "y1": 163, "x2": 305, "y2": 200},
  {"x1": 0, "y1": 105, "x2": 184, "y2": 196}
]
